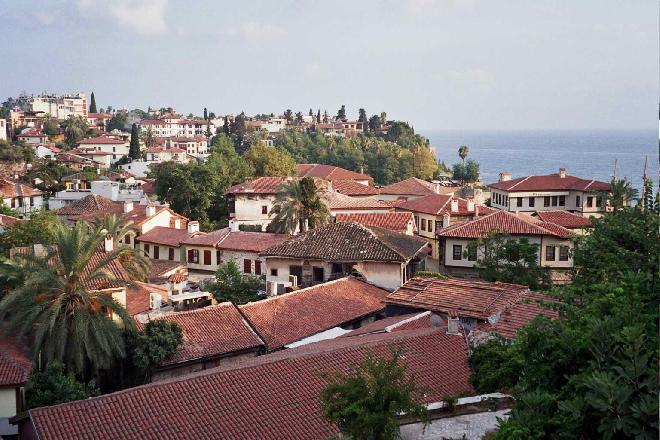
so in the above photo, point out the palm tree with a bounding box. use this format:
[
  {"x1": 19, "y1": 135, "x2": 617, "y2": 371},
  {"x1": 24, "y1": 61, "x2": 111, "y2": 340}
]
[
  {"x1": 63, "y1": 115, "x2": 87, "y2": 147},
  {"x1": 269, "y1": 177, "x2": 330, "y2": 234},
  {"x1": 458, "y1": 145, "x2": 469, "y2": 164},
  {"x1": 0, "y1": 218, "x2": 149, "y2": 377},
  {"x1": 606, "y1": 178, "x2": 639, "y2": 212}
]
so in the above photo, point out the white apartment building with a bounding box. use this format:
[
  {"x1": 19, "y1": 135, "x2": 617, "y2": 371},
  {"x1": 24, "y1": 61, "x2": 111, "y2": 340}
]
[
  {"x1": 76, "y1": 136, "x2": 130, "y2": 163},
  {"x1": 488, "y1": 168, "x2": 611, "y2": 217},
  {"x1": 0, "y1": 119, "x2": 6, "y2": 141},
  {"x1": 139, "y1": 118, "x2": 211, "y2": 138},
  {"x1": 23, "y1": 93, "x2": 87, "y2": 120}
]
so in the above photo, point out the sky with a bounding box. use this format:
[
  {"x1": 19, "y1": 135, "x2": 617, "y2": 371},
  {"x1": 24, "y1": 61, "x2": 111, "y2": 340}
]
[{"x1": 0, "y1": 0, "x2": 658, "y2": 131}]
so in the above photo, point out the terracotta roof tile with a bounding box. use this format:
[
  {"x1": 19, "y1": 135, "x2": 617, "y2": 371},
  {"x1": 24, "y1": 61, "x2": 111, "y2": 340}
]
[
  {"x1": 240, "y1": 277, "x2": 388, "y2": 350},
  {"x1": 0, "y1": 179, "x2": 43, "y2": 198},
  {"x1": 341, "y1": 311, "x2": 436, "y2": 337},
  {"x1": 437, "y1": 210, "x2": 572, "y2": 239},
  {"x1": 330, "y1": 179, "x2": 379, "y2": 196},
  {"x1": 296, "y1": 163, "x2": 373, "y2": 182},
  {"x1": 78, "y1": 136, "x2": 127, "y2": 145},
  {"x1": 27, "y1": 327, "x2": 472, "y2": 440},
  {"x1": 395, "y1": 194, "x2": 497, "y2": 217},
  {"x1": 215, "y1": 230, "x2": 290, "y2": 252},
  {"x1": 534, "y1": 210, "x2": 593, "y2": 228},
  {"x1": 0, "y1": 337, "x2": 31, "y2": 386},
  {"x1": 147, "y1": 259, "x2": 185, "y2": 282},
  {"x1": 261, "y1": 222, "x2": 429, "y2": 262},
  {"x1": 225, "y1": 176, "x2": 288, "y2": 195},
  {"x1": 489, "y1": 172, "x2": 610, "y2": 192},
  {"x1": 379, "y1": 177, "x2": 438, "y2": 196},
  {"x1": 135, "y1": 227, "x2": 195, "y2": 247},
  {"x1": 323, "y1": 191, "x2": 391, "y2": 211},
  {"x1": 136, "y1": 303, "x2": 264, "y2": 365},
  {"x1": 335, "y1": 212, "x2": 416, "y2": 234},
  {"x1": 125, "y1": 282, "x2": 169, "y2": 316}
]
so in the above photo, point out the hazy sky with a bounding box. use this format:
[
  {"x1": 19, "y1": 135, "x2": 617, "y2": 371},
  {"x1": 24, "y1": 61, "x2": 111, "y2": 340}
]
[{"x1": 1, "y1": 0, "x2": 657, "y2": 130}]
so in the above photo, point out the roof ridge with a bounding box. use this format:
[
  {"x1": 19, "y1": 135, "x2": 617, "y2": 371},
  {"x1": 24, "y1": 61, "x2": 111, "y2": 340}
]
[
  {"x1": 359, "y1": 223, "x2": 410, "y2": 260},
  {"x1": 507, "y1": 175, "x2": 531, "y2": 191}
]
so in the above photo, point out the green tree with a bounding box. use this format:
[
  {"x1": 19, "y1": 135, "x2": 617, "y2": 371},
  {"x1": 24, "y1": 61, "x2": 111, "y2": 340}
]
[
  {"x1": 208, "y1": 259, "x2": 263, "y2": 304},
  {"x1": 316, "y1": 109, "x2": 321, "y2": 123},
  {"x1": 25, "y1": 362, "x2": 100, "y2": 409},
  {"x1": 203, "y1": 107, "x2": 208, "y2": 120},
  {"x1": 0, "y1": 209, "x2": 60, "y2": 255},
  {"x1": 368, "y1": 114, "x2": 381, "y2": 133},
  {"x1": 128, "y1": 320, "x2": 183, "y2": 374},
  {"x1": 320, "y1": 349, "x2": 429, "y2": 440},
  {"x1": 452, "y1": 159, "x2": 480, "y2": 183},
  {"x1": 458, "y1": 145, "x2": 469, "y2": 164},
  {"x1": 358, "y1": 108, "x2": 368, "y2": 125},
  {"x1": 128, "y1": 123, "x2": 141, "y2": 159},
  {"x1": 337, "y1": 105, "x2": 346, "y2": 119},
  {"x1": 469, "y1": 337, "x2": 523, "y2": 393},
  {"x1": 244, "y1": 143, "x2": 295, "y2": 177},
  {"x1": 606, "y1": 178, "x2": 638, "y2": 212},
  {"x1": 107, "y1": 111, "x2": 128, "y2": 132},
  {"x1": 42, "y1": 115, "x2": 60, "y2": 136},
  {"x1": 0, "y1": 219, "x2": 149, "y2": 377},
  {"x1": 63, "y1": 115, "x2": 88, "y2": 147},
  {"x1": 308, "y1": 108, "x2": 313, "y2": 116},
  {"x1": 466, "y1": 233, "x2": 551, "y2": 290},
  {"x1": 268, "y1": 177, "x2": 330, "y2": 234},
  {"x1": 143, "y1": 127, "x2": 156, "y2": 149},
  {"x1": 89, "y1": 92, "x2": 97, "y2": 113},
  {"x1": 0, "y1": 140, "x2": 36, "y2": 163},
  {"x1": 283, "y1": 109, "x2": 293, "y2": 122},
  {"x1": 222, "y1": 116, "x2": 231, "y2": 136},
  {"x1": 232, "y1": 112, "x2": 248, "y2": 153}
]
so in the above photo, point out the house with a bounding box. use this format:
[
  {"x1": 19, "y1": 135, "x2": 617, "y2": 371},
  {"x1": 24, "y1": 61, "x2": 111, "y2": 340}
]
[
  {"x1": 143, "y1": 147, "x2": 191, "y2": 163},
  {"x1": 76, "y1": 136, "x2": 130, "y2": 163},
  {"x1": 139, "y1": 117, "x2": 211, "y2": 138},
  {"x1": 335, "y1": 212, "x2": 417, "y2": 235},
  {"x1": 330, "y1": 179, "x2": 380, "y2": 197},
  {"x1": 296, "y1": 163, "x2": 373, "y2": 186},
  {"x1": 0, "y1": 179, "x2": 44, "y2": 217},
  {"x1": 166, "y1": 136, "x2": 209, "y2": 158},
  {"x1": 323, "y1": 190, "x2": 392, "y2": 216},
  {"x1": 436, "y1": 210, "x2": 575, "y2": 279},
  {"x1": 67, "y1": 147, "x2": 113, "y2": 168},
  {"x1": 0, "y1": 213, "x2": 24, "y2": 233},
  {"x1": 394, "y1": 194, "x2": 496, "y2": 260},
  {"x1": 385, "y1": 275, "x2": 557, "y2": 336},
  {"x1": 180, "y1": 226, "x2": 290, "y2": 274},
  {"x1": 0, "y1": 118, "x2": 6, "y2": 141},
  {"x1": 0, "y1": 338, "x2": 31, "y2": 438},
  {"x1": 54, "y1": 152, "x2": 96, "y2": 170},
  {"x1": 532, "y1": 210, "x2": 593, "y2": 234},
  {"x1": 86, "y1": 112, "x2": 112, "y2": 130},
  {"x1": 49, "y1": 174, "x2": 147, "y2": 210},
  {"x1": 134, "y1": 303, "x2": 265, "y2": 381},
  {"x1": 16, "y1": 327, "x2": 472, "y2": 440},
  {"x1": 239, "y1": 277, "x2": 389, "y2": 350},
  {"x1": 378, "y1": 177, "x2": 457, "y2": 202},
  {"x1": 136, "y1": 222, "x2": 199, "y2": 262},
  {"x1": 19, "y1": 92, "x2": 87, "y2": 120},
  {"x1": 261, "y1": 222, "x2": 430, "y2": 291},
  {"x1": 32, "y1": 143, "x2": 61, "y2": 159},
  {"x1": 16, "y1": 128, "x2": 48, "y2": 144},
  {"x1": 225, "y1": 176, "x2": 289, "y2": 231},
  {"x1": 488, "y1": 168, "x2": 611, "y2": 217}
]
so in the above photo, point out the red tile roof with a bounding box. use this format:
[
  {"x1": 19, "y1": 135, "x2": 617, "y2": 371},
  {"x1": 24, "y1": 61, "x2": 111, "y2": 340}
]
[
  {"x1": 261, "y1": 222, "x2": 430, "y2": 262},
  {"x1": 0, "y1": 213, "x2": 24, "y2": 228},
  {"x1": 341, "y1": 311, "x2": 436, "y2": 337},
  {"x1": 144, "y1": 147, "x2": 187, "y2": 154},
  {"x1": 136, "y1": 303, "x2": 264, "y2": 366},
  {"x1": 489, "y1": 172, "x2": 610, "y2": 192},
  {"x1": 215, "y1": 230, "x2": 290, "y2": 252},
  {"x1": 330, "y1": 179, "x2": 379, "y2": 196},
  {"x1": 240, "y1": 277, "x2": 388, "y2": 350},
  {"x1": 386, "y1": 276, "x2": 531, "y2": 320},
  {"x1": 125, "y1": 282, "x2": 169, "y2": 316},
  {"x1": 225, "y1": 176, "x2": 288, "y2": 195},
  {"x1": 335, "y1": 212, "x2": 416, "y2": 234},
  {"x1": 296, "y1": 163, "x2": 373, "y2": 182},
  {"x1": 378, "y1": 177, "x2": 438, "y2": 196},
  {"x1": 395, "y1": 194, "x2": 497, "y2": 217},
  {"x1": 533, "y1": 210, "x2": 593, "y2": 229},
  {"x1": 56, "y1": 194, "x2": 118, "y2": 216},
  {"x1": 147, "y1": 259, "x2": 185, "y2": 282},
  {"x1": 27, "y1": 327, "x2": 472, "y2": 440},
  {"x1": 180, "y1": 228, "x2": 230, "y2": 247},
  {"x1": 323, "y1": 191, "x2": 391, "y2": 211},
  {"x1": 78, "y1": 136, "x2": 127, "y2": 145},
  {"x1": 135, "y1": 226, "x2": 195, "y2": 247},
  {"x1": 17, "y1": 128, "x2": 46, "y2": 138},
  {"x1": 437, "y1": 210, "x2": 573, "y2": 239},
  {"x1": 0, "y1": 337, "x2": 31, "y2": 386},
  {"x1": 0, "y1": 179, "x2": 43, "y2": 198}
]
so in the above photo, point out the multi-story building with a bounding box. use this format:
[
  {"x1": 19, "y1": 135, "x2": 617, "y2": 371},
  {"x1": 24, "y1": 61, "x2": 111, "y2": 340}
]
[
  {"x1": 166, "y1": 136, "x2": 209, "y2": 158},
  {"x1": 75, "y1": 136, "x2": 130, "y2": 163},
  {"x1": 0, "y1": 119, "x2": 7, "y2": 141},
  {"x1": 18, "y1": 92, "x2": 87, "y2": 120},
  {"x1": 139, "y1": 116, "x2": 211, "y2": 138},
  {"x1": 488, "y1": 168, "x2": 611, "y2": 217},
  {"x1": 0, "y1": 179, "x2": 44, "y2": 217}
]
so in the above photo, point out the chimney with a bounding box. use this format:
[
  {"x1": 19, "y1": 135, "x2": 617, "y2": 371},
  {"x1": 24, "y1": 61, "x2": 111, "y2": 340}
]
[
  {"x1": 442, "y1": 213, "x2": 451, "y2": 228},
  {"x1": 474, "y1": 205, "x2": 479, "y2": 218},
  {"x1": 450, "y1": 199, "x2": 459, "y2": 212},
  {"x1": 559, "y1": 167, "x2": 566, "y2": 178},
  {"x1": 434, "y1": 182, "x2": 441, "y2": 194},
  {"x1": 228, "y1": 220, "x2": 239, "y2": 232},
  {"x1": 430, "y1": 312, "x2": 443, "y2": 327},
  {"x1": 123, "y1": 200, "x2": 134, "y2": 213},
  {"x1": 499, "y1": 172, "x2": 511, "y2": 182},
  {"x1": 360, "y1": 166, "x2": 364, "y2": 174},
  {"x1": 146, "y1": 205, "x2": 156, "y2": 217},
  {"x1": 446, "y1": 314, "x2": 461, "y2": 335},
  {"x1": 187, "y1": 221, "x2": 200, "y2": 234},
  {"x1": 104, "y1": 234, "x2": 114, "y2": 252},
  {"x1": 466, "y1": 199, "x2": 475, "y2": 212},
  {"x1": 174, "y1": 218, "x2": 181, "y2": 229}
]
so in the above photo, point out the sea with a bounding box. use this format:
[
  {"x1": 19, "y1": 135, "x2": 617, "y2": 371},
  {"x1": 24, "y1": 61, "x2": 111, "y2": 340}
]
[{"x1": 425, "y1": 129, "x2": 658, "y2": 190}]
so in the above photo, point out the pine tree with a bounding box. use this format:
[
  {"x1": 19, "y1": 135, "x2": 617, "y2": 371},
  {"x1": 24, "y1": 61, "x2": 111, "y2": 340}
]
[
  {"x1": 203, "y1": 107, "x2": 208, "y2": 120},
  {"x1": 129, "y1": 123, "x2": 141, "y2": 159},
  {"x1": 358, "y1": 108, "x2": 368, "y2": 124},
  {"x1": 89, "y1": 92, "x2": 97, "y2": 113},
  {"x1": 316, "y1": 109, "x2": 321, "y2": 123}
]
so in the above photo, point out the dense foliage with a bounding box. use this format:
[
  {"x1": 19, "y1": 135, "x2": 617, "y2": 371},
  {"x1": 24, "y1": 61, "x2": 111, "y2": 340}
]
[
  {"x1": 320, "y1": 349, "x2": 429, "y2": 440},
  {"x1": 268, "y1": 176, "x2": 330, "y2": 234},
  {"x1": 25, "y1": 362, "x2": 100, "y2": 409},
  {"x1": 207, "y1": 259, "x2": 263, "y2": 305},
  {"x1": 466, "y1": 233, "x2": 551, "y2": 290},
  {"x1": 128, "y1": 320, "x2": 183, "y2": 373},
  {"x1": 0, "y1": 139, "x2": 36, "y2": 163},
  {"x1": 0, "y1": 209, "x2": 60, "y2": 255},
  {"x1": 470, "y1": 207, "x2": 659, "y2": 439}
]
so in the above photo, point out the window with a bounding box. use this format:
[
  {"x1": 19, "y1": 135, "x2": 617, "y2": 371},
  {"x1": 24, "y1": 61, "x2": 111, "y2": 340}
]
[
  {"x1": 153, "y1": 246, "x2": 159, "y2": 259},
  {"x1": 467, "y1": 244, "x2": 477, "y2": 261},
  {"x1": 204, "y1": 250, "x2": 211, "y2": 265},
  {"x1": 551, "y1": 196, "x2": 558, "y2": 206},
  {"x1": 435, "y1": 221, "x2": 442, "y2": 231},
  {"x1": 216, "y1": 250, "x2": 222, "y2": 265},
  {"x1": 188, "y1": 249, "x2": 199, "y2": 264},
  {"x1": 528, "y1": 197, "x2": 535, "y2": 207},
  {"x1": 559, "y1": 196, "x2": 565, "y2": 207},
  {"x1": 261, "y1": 205, "x2": 268, "y2": 215},
  {"x1": 414, "y1": 215, "x2": 419, "y2": 228},
  {"x1": 587, "y1": 196, "x2": 594, "y2": 207},
  {"x1": 124, "y1": 234, "x2": 131, "y2": 244},
  {"x1": 544, "y1": 196, "x2": 550, "y2": 207},
  {"x1": 312, "y1": 267, "x2": 324, "y2": 282},
  {"x1": 255, "y1": 260, "x2": 262, "y2": 275},
  {"x1": 421, "y1": 219, "x2": 426, "y2": 231},
  {"x1": 427, "y1": 220, "x2": 433, "y2": 233},
  {"x1": 516, "y1": 197, "x2": 522, "y2": 207},
  {"x1": 559, "y1": 246, "x2": 569, "y2": 261},
  {"x1": 169, "y1": 248, "x2": 175, "y2": 260},
  {"x1": 596, "y1": 196, "x2": 602, "y2": 207},
  {"x1": 576, "y1": 195, "x2": 581, "y2": 207},
  {"x1": 244, "y1": 259, "x2": 252, "y2": 273},
  {"x1": 545, "y1": 246, "x2": 556, "y2": 261},
  {"x1": 270, "y1": 268, "x2": 278, "y2": 276},
  {"x1": 144, "y1": 243, "x2": 150, "y2": 255},
  {"x1": 452, "y1": 245, "x2": 463, "y2": 261}
]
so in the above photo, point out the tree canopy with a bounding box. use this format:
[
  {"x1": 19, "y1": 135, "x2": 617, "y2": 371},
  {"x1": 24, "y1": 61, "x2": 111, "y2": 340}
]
[
  {"x1": 207, "y1": 259, "x2": 263, "y2": 305},
  {"x1": 25, "y1": 362, "x2": 100, "y2": 409}
]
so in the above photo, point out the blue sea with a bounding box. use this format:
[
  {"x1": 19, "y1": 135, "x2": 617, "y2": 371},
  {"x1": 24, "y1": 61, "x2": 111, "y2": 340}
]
[{"x1": 425, "y1": 129, "x2": 658, "y2": 190}]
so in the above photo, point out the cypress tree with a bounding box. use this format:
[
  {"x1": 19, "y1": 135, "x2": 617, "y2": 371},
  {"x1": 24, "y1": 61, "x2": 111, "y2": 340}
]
[
  {"x1": 89, "y1": 92, "x2": 97, "y2": 113},
  {"x1": 316, "y1": 109, "x2": 321, "y2": 123},
  {"x1": 129, "y1": 123, "x2": 141, "y2": 159},
  {"x1": 223, "y1": 116, "x2": 231, "y2": 136},
  {"x1": 308, "y1": 108, "x2": 313, "y2": 116},
  {"x1": 203, "y1": 107, "x2": 208, "y2": 120}
]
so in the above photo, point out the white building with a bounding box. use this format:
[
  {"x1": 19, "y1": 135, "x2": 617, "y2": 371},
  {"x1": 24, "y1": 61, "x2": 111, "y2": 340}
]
[
  {"x1": 22, "y1": 92, "x2": 87, "y2": 120},
  {"x1": 0, "y1": 179, "x2": 44, "y2": 217},
  {"x1": 0, "y1": 119, "x2": 7, "y2": 141},
  {"x1": 48, "y1": 180, "x2": 147, "y2": 210},
  {"x1": 167, "y1": 136, "x2": 209, "y2": 158},
  {"x1": 488, "y1": 168, "x2": 611, "y2": 217},
  {"x1": 139, "y1": 117, "x2": 211, "y2": 138},
  {"x1": 16, "y1": 128, "x2": 49, "y2": 145},
  {"x1": 75, "y1": 136, "x2": 130, "y2": 164}
]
